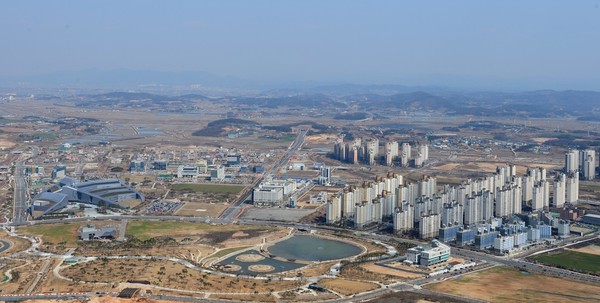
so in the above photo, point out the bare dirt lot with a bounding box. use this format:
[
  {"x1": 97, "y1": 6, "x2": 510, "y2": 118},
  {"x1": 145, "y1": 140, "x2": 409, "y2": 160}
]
[
  {"x1": 175, "y1": 201, "x2": 228, "y2": 217},
  {"x1": 367, "y1": 291, "x2": 470, "y2": 303},
  {"x1": 319, "y1": 278, "x2": 379, "y2": 296},
  {"x1": 569, "y1": 244, "x2": 600, "y2": 256},
  {"x1": 426, "y1": 266, "x2": 600, "y2": 303},
  {"x1": 361, "y1": 262, "x2": 425, "y2": 279},
  {"x1": 0, "y1": 139, "x2": 15, "y2": 149},
  {"x1": 339, "y1": 262, "x2": 398, "y2": 284},
  {"x1": 241, "y1": 207, "x2": 316, "y2": 222}
]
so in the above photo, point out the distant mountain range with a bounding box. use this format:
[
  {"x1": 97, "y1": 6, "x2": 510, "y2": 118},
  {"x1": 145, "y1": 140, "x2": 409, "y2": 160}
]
[
  {"x1": 67, "y1": 88, "x2": 600, "y2": 118},
  {"x1": 3, "y1": 69, "x2": 600, "y2": 118},
  {"x1": 0, "y1": 69, "x2": 264, "y2": 94}
]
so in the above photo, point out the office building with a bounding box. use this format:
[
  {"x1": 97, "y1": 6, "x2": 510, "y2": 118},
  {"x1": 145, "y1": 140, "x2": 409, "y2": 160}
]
[
  {"x1": 406, "y1": 240, "x2": 451, "y2": 268},
  {"x1": 51, "y1": 165, "x2": 66, "y2": 179},
  {"x1": 494, "y1": 235, "x2": 514, "y2": 253},
  {"x1": 319, "y1": 166, "x2": 332, "y2": 186},
  {"x1": 252, "y1": 187, "x2": 284, "y2": 206},
  {"x1": 177, "y1": 165, "x2": 199, "y2": 179},
  {"x1": 210, "y1": 165, "x2": 225, "y2": 181},
  {"x1": 457, "y1": 228, "x2": 476, "y2": 246},
  {"x1": 439, "y1": 224, "x2": 460, "y2": 242},
  {"x1": 557, "y1": 220, "x2": 570, "y2": 236}
]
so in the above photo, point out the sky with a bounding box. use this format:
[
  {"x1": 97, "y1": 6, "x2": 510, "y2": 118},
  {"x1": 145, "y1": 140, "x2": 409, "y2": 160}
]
[{"x1": 2, "y1": 1, "x2": 600, "y2": 90}]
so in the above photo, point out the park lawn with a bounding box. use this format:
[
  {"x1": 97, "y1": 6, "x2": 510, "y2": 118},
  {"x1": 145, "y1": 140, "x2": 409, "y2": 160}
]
[
  {"x1": 19, "y1": 223, "x2": 80, "y2": 246},
  {"x1": 173, "y1": 183, "x2": 245, "y2": 194},
  {"x1": 208, "y1": 246, "x2": 251, "y2": 259},
  {"x1": 126, "y1": 221, "x2": 269, "y2": 240},
  {"x1": 531, "y1": 250, "x2": 600, "y2": 274}
]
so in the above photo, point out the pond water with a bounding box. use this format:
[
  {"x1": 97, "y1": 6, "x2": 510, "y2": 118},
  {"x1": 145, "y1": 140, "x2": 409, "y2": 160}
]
[
  {"x1": 218, "y1": 250, "x2": 303, "y2": 275},
  {"x1": 267, "y1": 235, "x2": 363, "y2": 262}
]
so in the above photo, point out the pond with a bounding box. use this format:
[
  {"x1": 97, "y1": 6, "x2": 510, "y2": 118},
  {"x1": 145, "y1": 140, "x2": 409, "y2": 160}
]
[{"x1": 267, "y1": 235, "x2": 363, "y2": 262}]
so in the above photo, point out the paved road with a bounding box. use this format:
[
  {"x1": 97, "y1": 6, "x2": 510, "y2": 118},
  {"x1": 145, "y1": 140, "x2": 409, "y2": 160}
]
[
  {"x1": 118, "y1": 219, "x2": 128, "y2": 241},
  {"x1": 0, "y1": 240, "x2": 11, "y2": 253},
  {"x1": 0, "y1": 294, "x2": 89, "y2": 302},
  {"x1": 12, "y1": 160, "x2": 28, "y2": 224},
  {"x1": 26, "y1": 258, "x2": 51, "y2": 294},
  {"x1": 219, "y1": 129, "x2": 309, "y2": 222}
]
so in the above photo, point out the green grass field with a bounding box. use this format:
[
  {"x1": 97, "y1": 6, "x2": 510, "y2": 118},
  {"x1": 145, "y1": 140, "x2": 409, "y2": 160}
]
[
  {"x1": 531, "y1": 250, "x2": 600, "y2": 274},
  {"x1": 208, "y1": 246, "x2": 251, "y2": 259},
  {"x1": 126, "y1": 221, "x2": 269, "y2": 240},
  {"x1": 173, "y1": 183, "x2": 245, "y2": 194},
  {"x1": 19, "y1": 223, "x2": 80, "y2": 246}
]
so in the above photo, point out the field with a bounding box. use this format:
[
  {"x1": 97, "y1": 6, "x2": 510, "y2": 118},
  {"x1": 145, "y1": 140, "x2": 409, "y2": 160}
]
[
  {"x1": 174, "y1": 201, "x2": 229, "y2": 217},
  {"x1": 578, "y1": 182, "x2": 600, "y2": 200},
  {"x1": 570, "y1": 244, "x2": 600, "y2": 256},
  {"x1": 61, "y1": 258, "x2": 303, "y2": 294},
  {"x1": 19, "y1": 223, "x2": 80, "y2": 246},
  {"x1": 368, "y1": 291, "x2": 470, "y2": 303},
  {"x1": 318, "y1": 278, "x2": 379, "y2": 296},
  {"x1": 206, "y1": 246, "x2": 250, "y2": 259},
  {"x1": 530, "y1": 249, "x2": 600, "y2": 274},
  {"x1": 361, "y1": 262, "x2": 425, "y2": 279},
  {"x1": 426, "y1": 266, "x2": 600, "y2": 303},
  {"x1": 339, "y1": 262, "x2": 398, "y2": 283},
  {"x1": 125, "y1": 221, "x2": 272, "y2": 241},
  {"x1": 172, "y1": 183, "x2": 245, "y2": 194}
]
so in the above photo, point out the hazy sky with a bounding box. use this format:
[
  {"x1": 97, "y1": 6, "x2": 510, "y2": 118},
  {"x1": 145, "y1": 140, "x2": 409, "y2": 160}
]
[{"x1": 2, "y1": 1, "x2": 600, "y2": 90}]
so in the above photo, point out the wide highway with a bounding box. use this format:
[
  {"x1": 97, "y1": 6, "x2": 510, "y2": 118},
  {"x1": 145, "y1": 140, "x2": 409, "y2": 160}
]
[{"x1": 12, "y1": 160, "x2": 28, "y2": 224}]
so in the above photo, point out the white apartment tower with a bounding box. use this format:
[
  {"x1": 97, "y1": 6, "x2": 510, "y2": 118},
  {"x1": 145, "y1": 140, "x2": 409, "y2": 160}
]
[
  {"x1": 552, "y1": 174, "x2": 566, "y2": 208},
  {"x1": 385, "y1": 141, "x2": 399, "y2": 166},
  {"x1": 565, "y1": 172, "x2": 579, "y2": 204},
  {"x1": 419, "y1": 212, "x2": 440, "y2": 239},
  {"x1": 393, "y1": 203, "x2": 414, "y2": 232},
  {"x1": 401, "y1": 143, "x2": 411, "y2": 167},
  {"x1": 565, "y1": 149, "x2": 579, "y2": 174},
  {"x1": 326, "y1": 195, "x2": 342, "y2": 224},
  {"x1": 581, "y1": 149, "x2": 596, "y2": 180}
]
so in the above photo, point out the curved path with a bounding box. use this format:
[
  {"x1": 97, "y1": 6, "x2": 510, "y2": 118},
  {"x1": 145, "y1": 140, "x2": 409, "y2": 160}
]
[{"x1": 0, "y1": 240, "x2": 11, "y2": 253}]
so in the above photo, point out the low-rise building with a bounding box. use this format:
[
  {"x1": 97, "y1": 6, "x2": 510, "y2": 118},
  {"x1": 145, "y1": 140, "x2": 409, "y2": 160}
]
[
  {"x1": 406, "y1": 240, "x2": 451, "y2": 268},
  {"x1": 494, "y1": 235, "x2": 514, "y2": 253},
  {"x1": 582, "y1": 214, "x2": 600, "y2": 226},
  {"x1": 252, "y1": 187, "x2": 284, "y2": 206},
  {"x1": 79, "y1": 225, "x2": 117, "y2": 241}
]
